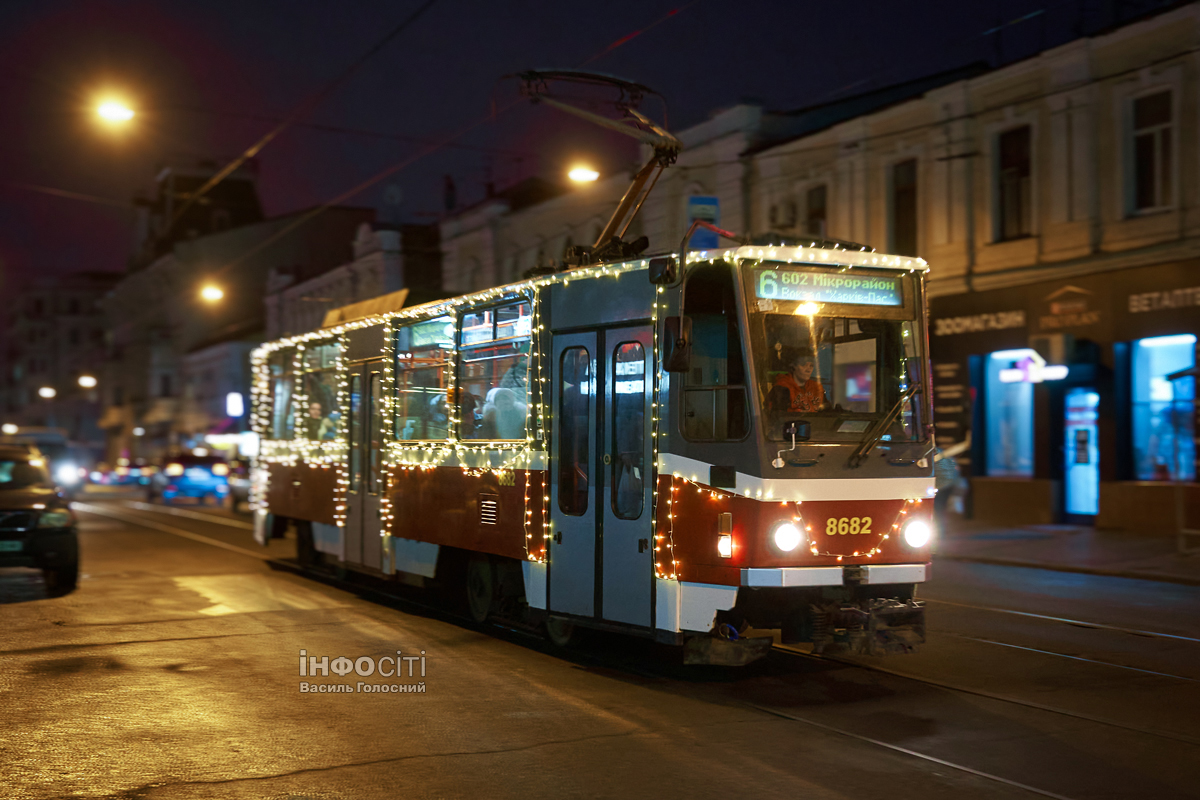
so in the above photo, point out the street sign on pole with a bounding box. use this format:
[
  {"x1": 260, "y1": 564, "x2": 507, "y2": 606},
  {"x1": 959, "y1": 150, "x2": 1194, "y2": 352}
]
[{"x1": 687, "y1": 196, "x2": 720, "y2": 249}]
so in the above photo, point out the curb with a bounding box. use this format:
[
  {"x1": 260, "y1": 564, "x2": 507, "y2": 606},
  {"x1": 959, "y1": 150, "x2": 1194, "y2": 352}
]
[{"x1": 935, "y1": 553, "x2": 1200, "y2": 588}]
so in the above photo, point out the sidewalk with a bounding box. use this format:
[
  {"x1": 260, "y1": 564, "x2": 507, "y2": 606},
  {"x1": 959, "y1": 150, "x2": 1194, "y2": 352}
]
[{"x1": 935, "y1": 517, "x2": 1200, "y2": 587}]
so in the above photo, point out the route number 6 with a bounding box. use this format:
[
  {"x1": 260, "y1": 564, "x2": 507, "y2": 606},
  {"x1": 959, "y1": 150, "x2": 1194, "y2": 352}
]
[{"x1": 825, "y1": 516, "x2": 873, "y2": 535}]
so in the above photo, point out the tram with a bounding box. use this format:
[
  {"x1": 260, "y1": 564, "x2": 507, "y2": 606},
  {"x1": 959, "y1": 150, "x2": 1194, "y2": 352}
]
[
  {"x1": 250, "y1": 239, "x2": 933, "y2": 661},
  {"x1": 250, "y1": 73, "x2": 934, "y2": 664}
]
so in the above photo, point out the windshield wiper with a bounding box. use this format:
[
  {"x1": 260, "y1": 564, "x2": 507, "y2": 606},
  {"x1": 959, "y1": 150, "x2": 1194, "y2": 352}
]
[{"x1": 848, "y1": 384, "x2": 920, "y2": 468}]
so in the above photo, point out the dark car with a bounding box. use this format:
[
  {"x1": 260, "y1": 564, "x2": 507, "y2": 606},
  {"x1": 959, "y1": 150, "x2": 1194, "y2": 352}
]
[
  {"x1": 0, "y1": 446, "x2": 79, "y2": 595},
  {"x1": 147, "y1": 454, "x2": 231, "y2": 505}
]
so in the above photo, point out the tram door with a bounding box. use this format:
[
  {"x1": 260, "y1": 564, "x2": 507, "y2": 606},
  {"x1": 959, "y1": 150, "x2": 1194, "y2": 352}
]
[
  {"x1": 549, "y1": 326, "x2": 654, "y2": 626},
  {"x1": 344, "y1": 359, "x2": 386, "y2": 569}
]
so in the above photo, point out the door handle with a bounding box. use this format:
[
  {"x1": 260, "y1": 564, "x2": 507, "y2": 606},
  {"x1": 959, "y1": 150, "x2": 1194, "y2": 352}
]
[
  {"x1": 554, "y1": 531, "x2": 563, "y2": 544},
  {"x1": 637, "y1": 538, "x2": 649, "y2": 553}
]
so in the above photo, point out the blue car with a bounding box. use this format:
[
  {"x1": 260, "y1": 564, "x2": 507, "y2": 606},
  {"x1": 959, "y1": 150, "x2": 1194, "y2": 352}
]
[{"x1": 149, "y1": 455, "x2": 230, "y2": 505}]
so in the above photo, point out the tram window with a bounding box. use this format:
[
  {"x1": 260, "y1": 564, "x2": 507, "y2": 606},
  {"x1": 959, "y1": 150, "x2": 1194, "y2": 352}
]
[
  {"x1": 612, "y1": 342, "x2": 646, "y2": 519},
  {"x1": 269, "y1": 349, "x2": 296, "y2": 441},
  {"x1": 755, "y1": 314, "x2": 924, "y2": 442},
  {"x1": 368, "y1": 372, "x2": 383, "y2": 494},
  {"x1": 680, "y1": 263, "x2": 749, "y2": 441},
  {"x1": 348, "y1": 373, "x2": 363, "y2": 492},
  {"x1": 559, "y1": 347, "x2": 590, "y2": 515},
  {"x1": 457, "y1": 301, "x2": 532, "y2": 440},
  {"x1": 395, "y1": 316, "x2": 454, "y2": 441},
  {"x1": 300, "y1": 341, "x2": 341, "y2": 441}
]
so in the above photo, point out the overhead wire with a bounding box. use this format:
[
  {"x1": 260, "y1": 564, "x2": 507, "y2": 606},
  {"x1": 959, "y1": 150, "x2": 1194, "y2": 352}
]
[
  {"x1": 167, "y1": 0, "x2": 443, "y2": 233},
  {"x1": 208, "y1": 2, "x2": 702, "y2": 280}
]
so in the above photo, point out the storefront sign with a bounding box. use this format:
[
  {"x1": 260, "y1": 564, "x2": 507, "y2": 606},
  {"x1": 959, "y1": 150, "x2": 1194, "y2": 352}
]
[
  {"x1": 933, "y1": 310, "x2": 1025, "y2": 336},
  {"x1": 1128, "y1": 285, "x2": 1200, "y2": 314},
  {"x1": 1039, "y1": 286, "x2": 1102, "y2": 330}
]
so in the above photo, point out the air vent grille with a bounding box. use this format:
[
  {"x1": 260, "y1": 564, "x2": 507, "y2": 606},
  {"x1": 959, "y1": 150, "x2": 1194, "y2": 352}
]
[{"x1": 479, "y1": 494, "x2": 499, "y2": 525}]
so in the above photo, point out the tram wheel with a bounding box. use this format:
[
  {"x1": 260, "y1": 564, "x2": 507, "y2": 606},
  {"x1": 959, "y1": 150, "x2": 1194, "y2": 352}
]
[
  {"x1": 465, "y1": 556, "x2": 493, "y2": 624},
  {"x1": 545, "y1": 616, "x2": 575, "y2": 647}
]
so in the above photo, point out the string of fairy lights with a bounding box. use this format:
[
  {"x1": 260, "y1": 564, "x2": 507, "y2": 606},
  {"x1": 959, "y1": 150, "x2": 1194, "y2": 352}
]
[{"x1": 249, "y1": 245, "x2": 930, "y2": 578}]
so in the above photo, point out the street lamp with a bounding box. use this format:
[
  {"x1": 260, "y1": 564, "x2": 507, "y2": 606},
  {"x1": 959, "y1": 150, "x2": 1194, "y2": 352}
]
[
  {"x1": 568, "y1": 166, "x2": 599, "y2": 183},
  {"x1": 96, "y1": 99, "x2": 135, "y2": 125},
  {"x1": 200, "y1": 284, "x2": 224, "y2": 303},
  {"x1": 1, "y1": 424, "x2": 17, "y2": 435},
  {"x1": 78, "y1": 375, "x2": 98, "y2": 389},
  {"x1": 38, "y1": 386, "x2": 56, "y2": 399}
]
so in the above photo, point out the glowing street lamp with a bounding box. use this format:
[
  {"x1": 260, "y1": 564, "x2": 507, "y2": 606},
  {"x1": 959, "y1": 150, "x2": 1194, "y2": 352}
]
[
  {"x1": 200, "y1": 284, "x2": 224, "y2": 303},
  {"x1": 38, "y1": 386, "x2": 57, "y2": 399},
  {"x1": 1, "y1": 424, "x2": 17, "y2": 435},
  {"x1": 78, "y1": 375, "x2": 98, "y2": 389},
  {"x1": 568, "y1": 166, "x2": 599, "y2": 183},
  {"x1": 96, "y1": 100, "x2": 135, "y2": 124}
]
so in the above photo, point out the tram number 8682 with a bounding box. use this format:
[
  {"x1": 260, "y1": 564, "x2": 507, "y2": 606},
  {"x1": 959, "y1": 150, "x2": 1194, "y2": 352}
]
[{"x1": 825, "y1": 516, "x2": 873, "y2": 536}]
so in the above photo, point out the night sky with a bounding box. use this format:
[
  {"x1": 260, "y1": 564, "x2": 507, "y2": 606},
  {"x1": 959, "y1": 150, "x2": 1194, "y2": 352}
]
[{"x1": 0, "y1": 0, "x2": 1140, "y2": 290}]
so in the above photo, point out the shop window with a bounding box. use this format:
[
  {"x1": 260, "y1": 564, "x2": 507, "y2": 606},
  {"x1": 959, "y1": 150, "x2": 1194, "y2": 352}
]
[
  {"x1": 299, "y1": 341, "x2": 341, "y2": 441},
  {"x1": 1132, "y1": 334, "x2": 1195, "y2": 481},
  {"x1": 890, "y1": 159, "x2": 918, "y2": 256},
  {"x1": 681, "y1": 262, "x2": 749, "y2": 441},
  {"x1": 1131, "y1": 91, "x2": 1173, "y2": 212},
  {"x1": 996, "y1": 125, "x2": 1032, "y2": 241},
  {"x1": 395, "y1": 315, "x2": 454, "y2": 441},
  {"x1": 984, "y1": 349, "x2": 1035, "y2": 477},
  {"x1": 457, "y1": 301, "x2": 532, "y2": 440},
  {"x1": 270, "y1": 349, "x2": 295, "y2": 441},
  {"x1": 805, "y1": 185, "x2": 827, "y2": 238}
]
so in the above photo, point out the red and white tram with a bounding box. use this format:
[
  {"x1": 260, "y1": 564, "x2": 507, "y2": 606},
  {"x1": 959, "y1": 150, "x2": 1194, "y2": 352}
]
[{"x1": 251, "y1": 238, "x2": 934, "y2": 663}]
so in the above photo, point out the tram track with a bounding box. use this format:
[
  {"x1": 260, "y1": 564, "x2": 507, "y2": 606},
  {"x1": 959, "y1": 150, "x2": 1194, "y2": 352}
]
[{"x1": 81, "y1": 498, "x2": 1200, "y2": 771}]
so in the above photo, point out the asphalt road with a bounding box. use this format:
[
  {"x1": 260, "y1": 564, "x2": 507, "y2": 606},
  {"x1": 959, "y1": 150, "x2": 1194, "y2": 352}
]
[{"x1": 3, "y1": 497, "x2": 1200, "y2": 800}]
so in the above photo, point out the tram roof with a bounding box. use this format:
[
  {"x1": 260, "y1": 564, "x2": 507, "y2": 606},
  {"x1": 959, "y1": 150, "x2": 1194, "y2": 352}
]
[{"x1": 253, "y1": 245, "x2": 927, "y2": 356}]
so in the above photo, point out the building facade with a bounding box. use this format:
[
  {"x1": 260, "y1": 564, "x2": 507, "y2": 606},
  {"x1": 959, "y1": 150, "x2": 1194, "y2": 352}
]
[
  {"x1": 433, "y1": 5, "x2": 1200, "y2": 530},
  {"x1": 266, "y1": 222, "x2": 441, "y2": 340},
  {"x1": 0, "y1": 271, "x2": 120, "y2": 452}
]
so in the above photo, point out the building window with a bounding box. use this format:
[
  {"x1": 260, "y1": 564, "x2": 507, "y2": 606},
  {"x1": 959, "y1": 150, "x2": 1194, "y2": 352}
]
[
  {"x1": 805, "y1": 185, "x2": 827, "y2": 238},
  {"x1": 159, "y1": 374, "x2": 173, "y2": 398},
  {"x1": 997, "y1": 125, "x2": 1032, "y2": 240},
  {"x1": 1132, "y1": 334, "x2": 1195, "y2": 481},
  {"x1": 1131, "y1": 91, "x2": 1172, "y2": 212},
  {"x1": 890, "y1": 159, "x2": 918, "y2": 256},
  {"x1": 984, "y1": 349, "x2": 1035, "y2": 477}
]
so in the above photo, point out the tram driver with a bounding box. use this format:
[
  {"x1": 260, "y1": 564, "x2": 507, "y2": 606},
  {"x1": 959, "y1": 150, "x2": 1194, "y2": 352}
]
[{"x1": 768, "y1": 348, "x2": 829, "y2": 413}]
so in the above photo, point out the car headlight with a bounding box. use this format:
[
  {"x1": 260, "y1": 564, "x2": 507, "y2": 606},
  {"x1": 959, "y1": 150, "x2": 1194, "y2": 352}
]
[
  {"x1": 37, "y1": 509, "x2": 75, "y2": 528},
  {"x1": 211, "y1": 463, "x2": 229, "y2": 476},
  {"x1": 772, "y1": 521, "x2": 803, "y2": 552},
  {"x1": 903, "y1": 519, "x2": 933, "y2": 548},
  {"x1": 55, "y1": 464, "x2": 79, "y2": 485},
  {"x1": 165, "y1": 463, "x2": 184, "y2": 476}
]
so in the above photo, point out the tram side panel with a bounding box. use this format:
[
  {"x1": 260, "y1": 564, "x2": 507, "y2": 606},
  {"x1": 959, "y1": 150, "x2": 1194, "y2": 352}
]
[
  {"x1": 264, "y1": 461, "x2": 339, "y2": 526},
  {"x1": 386, "y1": 465, "x2": 545, "y2": 563}
]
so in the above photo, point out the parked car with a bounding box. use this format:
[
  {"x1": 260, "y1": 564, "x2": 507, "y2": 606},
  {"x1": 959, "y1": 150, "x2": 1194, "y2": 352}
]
[
  {"x1": 147, "y1": 454, "x2": 230, "y2": 505},
  {"x1": 0, "y1": 445, "x2": 79, "y2": 595},
  {"x1": 0, "y1": 428, "x2": 90, "y2": 498}
]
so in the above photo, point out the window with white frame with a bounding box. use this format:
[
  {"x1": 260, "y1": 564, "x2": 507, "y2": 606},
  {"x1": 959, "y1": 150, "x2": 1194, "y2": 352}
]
[{"x1": 1131, "y1": 91, "x2": 1173, "y2": 212}]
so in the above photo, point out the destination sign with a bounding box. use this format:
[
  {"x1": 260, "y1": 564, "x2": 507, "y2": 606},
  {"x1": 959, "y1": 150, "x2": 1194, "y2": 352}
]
[{"x1": 753, "y1": 267, "x2": 903, "y2": 307}]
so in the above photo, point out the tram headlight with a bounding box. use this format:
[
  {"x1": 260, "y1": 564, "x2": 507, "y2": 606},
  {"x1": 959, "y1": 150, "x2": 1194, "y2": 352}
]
[
  {"x1": 903, "y1": 519, "x2": 933, "y2": 548},
  {"x1": 717, "y1": 534, "x2": 732, "y2": 558},
  {"x1": 772, "y1": 521, "x2": 803, "y2": 552}
]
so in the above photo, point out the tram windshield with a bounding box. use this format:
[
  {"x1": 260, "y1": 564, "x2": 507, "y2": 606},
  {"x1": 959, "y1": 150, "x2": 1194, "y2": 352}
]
[{"x1": 743, "y1": 264, "x2": 927, "y2": 443}]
